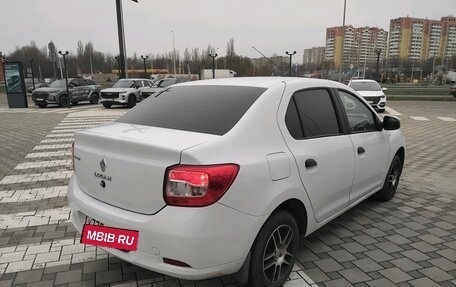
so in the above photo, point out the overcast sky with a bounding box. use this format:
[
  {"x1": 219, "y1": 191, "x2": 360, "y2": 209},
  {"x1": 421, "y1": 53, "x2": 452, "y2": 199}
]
[{"x1": 1, "y1": 0, "x2": 454, "y2": 63}]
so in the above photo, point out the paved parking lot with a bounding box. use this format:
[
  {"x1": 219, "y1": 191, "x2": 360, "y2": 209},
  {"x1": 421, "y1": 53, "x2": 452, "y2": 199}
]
[{"x1": 0, "y1": 97, "x2": 455, "y2": 287}]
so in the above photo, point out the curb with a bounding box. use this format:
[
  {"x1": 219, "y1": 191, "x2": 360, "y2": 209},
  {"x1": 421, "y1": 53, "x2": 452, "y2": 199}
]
[{"x1": 388, "y1": 95, "x2": 456, "y2": 101}]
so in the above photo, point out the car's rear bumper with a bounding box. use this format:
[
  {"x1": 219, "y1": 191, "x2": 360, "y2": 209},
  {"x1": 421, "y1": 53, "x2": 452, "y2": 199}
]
[{"x1": 68, "y1": 175, "x2": 263, "y2": 280}]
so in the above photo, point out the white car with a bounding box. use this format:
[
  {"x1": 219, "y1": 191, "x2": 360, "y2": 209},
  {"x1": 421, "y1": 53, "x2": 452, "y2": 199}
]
[
  {"x1": 100, "y1": 78, "x2": 154, "y2": 108},
  {"x1": 68, "y1": 77, "x2": 405, "y2": 286},
  {"x1": 348, "y1": 79, "x2": 387, "y2": 112}
]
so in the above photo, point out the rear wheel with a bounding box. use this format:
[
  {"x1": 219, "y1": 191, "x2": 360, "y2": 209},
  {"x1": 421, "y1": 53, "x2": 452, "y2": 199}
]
[
  {"x1": 90, "y1": 93, "x2": 99, "y2": 104},
  {"x1": 127, "y1": 95, "x2": 136, "y2": 108},
  {"x1": 102, "y1": 102, "x2": 112, "y2": 109},
  {"x1": 375, "y1": 154, "x2": 403, "y2": 202},
  {"x1": 59, "y1": 95, "x2": 69, "y2": 107},
  {"x1": 247, "y1": 211, "x2": 299, "y2": 287}
]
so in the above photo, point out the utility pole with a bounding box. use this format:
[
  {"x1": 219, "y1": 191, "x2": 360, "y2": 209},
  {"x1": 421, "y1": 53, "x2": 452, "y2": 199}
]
[
  {"x1": 29, "y1": 59, "x2": 35, "y2": 90},
  {"x1": 58, "y1": 50, "x2": 70, "y2": 107},
  {"x1": 209, "y1": 52, "x2": 218, "y2": 79},
  {"x1": 115, "y1": 0, "x2": 138, "y2": 79},
  {"x1": 338, "y1": 0, "x2": 347, "y2": 82},
  {"x1": 285, "y1": 51, "x2": 296, "y2": 76},
  {"x1": 114, "y1": 56, "x2": 120, "y2": 79},
  {"x1": 89, "y1": 54, "x2": 94, "y2": 77},
  {"x1": 171, "y1": 30, "x2": 176, "y2": 75},
  {"x1": 375, "y1": 48, "x2": 382, "y2": 82}
]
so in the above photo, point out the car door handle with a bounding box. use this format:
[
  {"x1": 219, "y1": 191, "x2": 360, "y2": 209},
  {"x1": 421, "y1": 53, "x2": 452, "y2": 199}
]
[
  {"x1": 305, "y1": 159, "x2": 317, "y2": 168},
  {"x1": 357, "y1": 147, "x2": 366, "y2": 154}
]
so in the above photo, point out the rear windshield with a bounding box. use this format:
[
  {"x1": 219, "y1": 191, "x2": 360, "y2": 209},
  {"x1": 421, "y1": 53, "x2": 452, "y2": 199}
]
[{"x1": 117, "y1": 85, "x2": 266, "y2": 135}]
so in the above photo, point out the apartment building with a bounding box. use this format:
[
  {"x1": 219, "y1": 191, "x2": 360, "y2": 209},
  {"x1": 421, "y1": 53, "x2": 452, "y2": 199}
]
[
  {"x1": 326, "y1": 25, "x2": 388, "y2": 69},
  {"x1": 388, "y1": 16, "x2": 456, "y2": 61},
  {"x1": 303, "y1": 46, "x2": 325, "y2": 67}
]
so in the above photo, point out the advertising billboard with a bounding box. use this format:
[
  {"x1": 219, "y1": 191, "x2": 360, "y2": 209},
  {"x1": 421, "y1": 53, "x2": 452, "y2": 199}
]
[{"x1": 2, "y1": 62, "x2": 28, "y2": 108}]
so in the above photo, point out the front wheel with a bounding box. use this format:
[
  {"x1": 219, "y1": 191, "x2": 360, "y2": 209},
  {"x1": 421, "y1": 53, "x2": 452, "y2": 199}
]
[
  {"x1": 90, "y1": 93, "x2": 99, "y2": 104},
  {"x1": 247, "y1": 211, "x2": 299, "y2": 287},
  {"x1": 127, "y1": 95, "x2": 136, "y2": 108},
  {"x1": 375, "y1": 154, "x2": 403, "y2": 202},
  {"x1": 102, "y1": 102, "x2": 112, "y2": 109},
  {"x1": 59, "y1": 95, "x2": 70, "y2": 107}
]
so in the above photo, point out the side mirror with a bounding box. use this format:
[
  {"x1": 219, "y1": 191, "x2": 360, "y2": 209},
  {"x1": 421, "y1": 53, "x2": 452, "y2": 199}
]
[
  {"x1": 383, "y1": 116, "x2": 400, "y2": 130},
  {"x1": 382, "y1": 87, "x2": 388, "y2": 91}
]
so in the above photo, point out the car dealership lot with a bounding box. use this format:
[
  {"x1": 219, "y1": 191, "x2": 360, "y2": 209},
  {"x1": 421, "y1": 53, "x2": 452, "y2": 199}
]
[{"x1": 0, "y1": 99, "x2": 455, "y2": 286}]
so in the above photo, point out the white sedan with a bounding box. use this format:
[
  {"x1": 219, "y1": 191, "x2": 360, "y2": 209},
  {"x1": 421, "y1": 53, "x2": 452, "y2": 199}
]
[{"x1": 68, "y1": 77, "x2": 405, "y2": 287}]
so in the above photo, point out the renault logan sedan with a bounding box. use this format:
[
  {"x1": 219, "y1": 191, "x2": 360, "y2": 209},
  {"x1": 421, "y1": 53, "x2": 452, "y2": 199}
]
[{"x1": 68, "y1": 78, "x2": 405, "y2": 287}]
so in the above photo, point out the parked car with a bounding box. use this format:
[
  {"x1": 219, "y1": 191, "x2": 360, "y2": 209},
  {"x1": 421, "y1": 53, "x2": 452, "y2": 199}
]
[
  {"x1": 348, "y1": 79, "x2": 387, "y2": 113},
  {"x1": 32, "y1": 78, "x2": 101, "y2": 108},
  {"x1": 142, "y1": 78, "x2": 182, "y2": 99},
  {"x1": 27, "y1": 82, "x2": 48, "y2": 93},
  {"x1": 69, "y1": 78, "x2": 405, "y2": 286},
  {"x1": 100, "y1": 78, "x2": 154, "y2": 108},
  {"x1": 450, "y1": 85, "x2": 456, "y2": 96}
]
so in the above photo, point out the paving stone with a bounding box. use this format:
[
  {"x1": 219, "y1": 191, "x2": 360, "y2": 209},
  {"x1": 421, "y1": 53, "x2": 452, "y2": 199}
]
[
  {"x1": 364, "y1": 250, "x2": 394, "y2": 262},
  {"x1": 53, "y1": 269, "x2": 82, "y2": 285},
  {"x1": 338, "y1": 267, "x2": 371, "y2": 284},
  {"x1": 96, "y1": 269, "x2": 122, "y2": 284},
  {"x1": 13, "y1": 269, "x2": 43, "y2": 284},
  {"x1": 375, "y1": 242, "x2": 403, "y2": 253},
  {"x1": 299, "y1": 268, "x2": 329, "y2": 283},
  {"x1": 352, "y1": 258, "x2": 384, "y2": 273},
  {"x1": 328, "y1": 249, "x2": 357, "y2": 263},
  {"x1": 385, "y1": 234, "x2": 412, "y2": 245},
  {"x1": 418, "y1": 266, "x2": 455, "y2": 282},
  {"x1": 409, "y1": 277, "x2": 442, "y2": 287},
  {"x1": 410, "y1": 241, "x2": 438, "y2": 253},
  {"x1": 366, "y1": 278, "x2": 396, "y2": 287},
  {"x1": 340, "y1": 242, "x2": 368, "y2": 253},
  {"x1": 5, "y1": 260, "x2": 34, "y2": 273},
  {"x1": 25, "y1": 280, "x2": 55, "y2": 287},
  {"x1": 401, "y1": 249, "x2": 431, "y2": 262},
  {"x1": 378, "y1": 267, "x2": 413, "y2": 283},
  {"x1": 390, "y1": 257, "x2": 423, "y2": 272},
  {"x1": 429, "y1": 257, "x2": 456, "y2": 271},
  {"x1": 322, "y1": 278, "x2": 353, "y2": 287},
  {"x1": 314, "y1": 258, "x2": 344, "y2": 273}
]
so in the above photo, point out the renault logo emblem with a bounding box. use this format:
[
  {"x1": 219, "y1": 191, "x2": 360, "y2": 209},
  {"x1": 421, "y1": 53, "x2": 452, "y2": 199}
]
[{"x1": 100, "y1": 159, "x2": 107, "y2": 172}]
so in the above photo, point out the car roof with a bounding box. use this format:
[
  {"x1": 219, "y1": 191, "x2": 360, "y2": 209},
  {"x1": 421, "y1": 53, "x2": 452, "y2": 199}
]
[
  {"x1": 118, "y1": 78, "x2": 151, "y2": 81},
  {"x1": 179, "y1": 77, "x2": 347, "y2": 89}
]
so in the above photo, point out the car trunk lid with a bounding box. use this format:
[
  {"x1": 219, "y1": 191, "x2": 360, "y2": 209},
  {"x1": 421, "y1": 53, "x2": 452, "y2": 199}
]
[{"x1": 73, "y1": 122, "x2": 218, "y2": 214}]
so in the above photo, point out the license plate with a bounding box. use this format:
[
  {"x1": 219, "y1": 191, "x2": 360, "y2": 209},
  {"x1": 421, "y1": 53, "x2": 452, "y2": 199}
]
[{"x1": 81, "y1": 216, "x2": 139, "y2": 251}]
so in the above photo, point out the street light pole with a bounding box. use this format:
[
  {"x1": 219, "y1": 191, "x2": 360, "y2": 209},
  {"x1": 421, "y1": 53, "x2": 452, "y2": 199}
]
[
  {"x1": 338, "y1": 0, "x2": 347, "y2": 82},
  {"x1": 375, "y1": 48, "x2": 381, "y2": 82},
  {"x1": 285, "y1": 51, "x2": 296, "y2": 76},
  {"x1": 209, "y1": 52, "x2": 218, "y2": 79},
  {"x1": 29, "y1": 59, "x2": 35, "y2": 90},
  {"x1": 141, "y1": 55, "x2": 149, "y2": 77},
  {"x1": 171, "y1": 30, "x2": 177, "y2": 75},
  {"x1": 58, "y1": 50, "x2": 70, "y2": 108},
  {"x1": 115, "y1": 0, "x2": 138, "y2": 79},
  {"x1": 114, "y1": 56, "x2": 120, "y2": 78}
]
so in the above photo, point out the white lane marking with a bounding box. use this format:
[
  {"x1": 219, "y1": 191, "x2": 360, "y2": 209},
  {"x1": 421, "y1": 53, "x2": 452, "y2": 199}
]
[
  {"x1": 46, "y1": 133, "x2": 74, "y2": 138},
  {"x1": 40, "y1": 138, "x2": 74, "y2": 144},
  {"x1": 437, "y1": 117, "x2": 456, "y2": 122},
  {"x1": 51, "y1": 129, "x2": 86, "y2": 133},
  {"x1": 410, "y1": 116, "x2": 429, "y2": 121},
  {"x1": 14, "y1": 160, "x2": 72, "y2": 170},
  {"x1": 0, "y1": 186, "x2": 68, "y2": 202},
  {"x1": 25, "y1": 150, "x2": 71, "y2": 159},
  {"x1": 385, "y1": 107, "x2": 402, "y2": 116},
  {"x1": 54, "y1": 125, "x2": 98, "y2": 129},
  {"x1": 33, "y1": 144, "x2": 72, "y2": 150},
  {"x1": 0, "y1": 171, "x2": 73, "y2": 185}
]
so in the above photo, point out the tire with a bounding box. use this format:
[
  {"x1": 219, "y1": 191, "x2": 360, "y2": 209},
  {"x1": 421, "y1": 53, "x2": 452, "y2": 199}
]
[
  {"x1": 247, "y1": 211, "x2": 299, "y2": 287},
  {"x1": 59, "y1": 95, "x2": 69, "y2": 107},
  {"x1": 36, "y1": 103, "x2": 47, "y2": 108},
  {"x1": 71, "y1": 101, "x2": 78, "y2": 105},
  {"x1": 377, "y1": 108, "x2": 385, "y2": 113},
  {"x1": 102, "y1": 102, "x2": 112, "y2": 109},
  {"x1": 90, "y1": 93, "x2": 99, "y2": 104},
  {"x1": 375, "y1": 154, "x2": 403, "y2": 202},
  {"x1": 127, "y1": 95, "x2": 136, "y2": 108}
]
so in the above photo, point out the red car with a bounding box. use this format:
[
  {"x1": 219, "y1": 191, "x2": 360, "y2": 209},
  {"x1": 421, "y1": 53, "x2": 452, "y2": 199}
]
[{"x1": 450, "y1": 85, "x2": 456, "y2": 96}]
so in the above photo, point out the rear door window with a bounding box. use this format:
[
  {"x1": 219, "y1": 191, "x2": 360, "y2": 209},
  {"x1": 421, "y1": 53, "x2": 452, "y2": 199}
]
[
  {"x1": 287, "y1": 89, "x2": 341, "y2": 138},
  {"x1": 118, "y1": 85, "x2": 266, "y2": 135}
]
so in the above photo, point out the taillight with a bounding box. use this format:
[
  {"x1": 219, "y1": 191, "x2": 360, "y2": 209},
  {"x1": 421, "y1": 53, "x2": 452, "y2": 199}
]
[{"x1": 164, "y1": 164, "x2": 239, "y2": 207}]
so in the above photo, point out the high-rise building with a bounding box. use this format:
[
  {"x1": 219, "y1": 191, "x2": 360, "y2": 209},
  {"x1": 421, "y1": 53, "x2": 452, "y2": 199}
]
[
  {"x1": 387, "y1": 16, "x2": 456, "y2": 61},
  {"x1": 325, "y1": 25, "x2": 387, "y2": 69},
  {"x1": 303, "y1": 47, "x2": 325, "y2": 69}
]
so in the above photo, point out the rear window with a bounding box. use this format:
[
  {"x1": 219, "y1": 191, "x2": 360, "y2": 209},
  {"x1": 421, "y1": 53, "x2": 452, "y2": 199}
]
[{"x1": 117, "y1": 85, "x2": 266, "y2": 135}]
